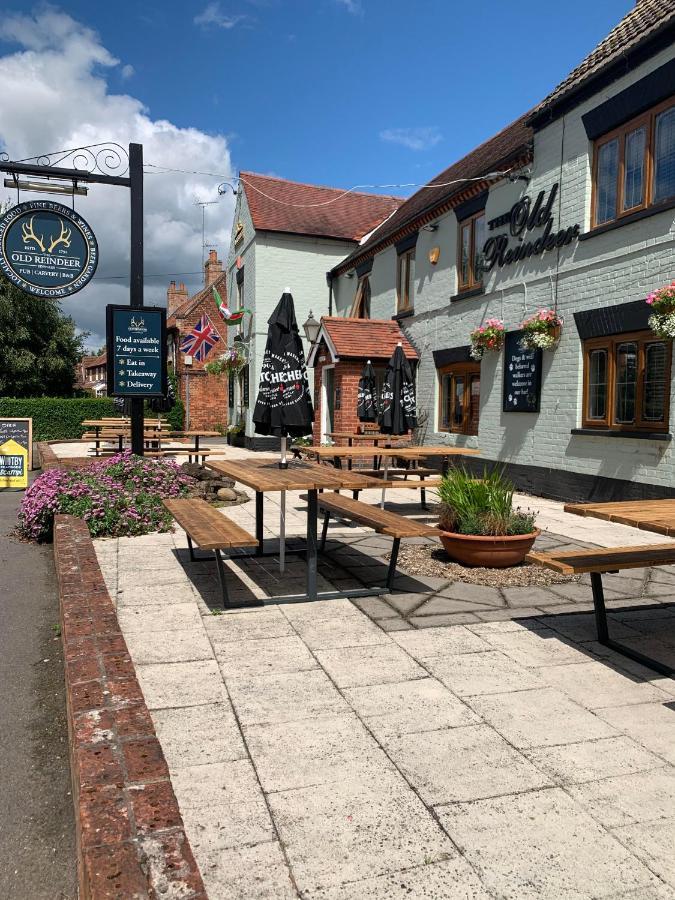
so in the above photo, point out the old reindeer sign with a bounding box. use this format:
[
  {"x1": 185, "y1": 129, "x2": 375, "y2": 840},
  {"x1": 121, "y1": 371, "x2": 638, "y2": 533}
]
[{"x1": 0, "y1": 200, "x2": 98, "y2": 298}]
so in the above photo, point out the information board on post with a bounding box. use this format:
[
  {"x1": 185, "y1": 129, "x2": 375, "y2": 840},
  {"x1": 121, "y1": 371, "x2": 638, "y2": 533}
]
[
  {"x1": 503, "y1": 330, "x2": 542, "y2": 413},
  {"x1": 106, "y1": 305, "x2": 167, "y2": 398},
  {"x1": 0, "y1": 417, "x2": 32, "y2": 490}
]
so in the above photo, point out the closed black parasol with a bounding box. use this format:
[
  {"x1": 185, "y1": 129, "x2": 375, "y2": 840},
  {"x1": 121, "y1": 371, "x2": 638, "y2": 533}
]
[
  {"x1": 253, "y1": 291, "x2": 314, "y2": 439},
  {"x1": 357, "y1": 360, "x2": 378, "y2": 423},
  {"x1": 378, "y1": 343, "x2": 416, "y2": 435}
]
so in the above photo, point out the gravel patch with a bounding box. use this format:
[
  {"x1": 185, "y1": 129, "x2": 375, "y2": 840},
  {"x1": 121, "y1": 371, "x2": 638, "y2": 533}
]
[{"x1": 389, "y1": 545, "x2": 579, "y2": 588}]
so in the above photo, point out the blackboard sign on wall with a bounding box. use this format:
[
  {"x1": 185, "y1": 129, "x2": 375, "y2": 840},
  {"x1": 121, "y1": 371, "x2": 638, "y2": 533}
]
[
  {"x1": 0, "y1": 417, "x2": 32, "y2": 489},
  {"x1": 106, "y1": 305, "x2": 167, "y2": 398},
  {"x1": 503, "y1": 331, "x2": 542, "y2": 413}
]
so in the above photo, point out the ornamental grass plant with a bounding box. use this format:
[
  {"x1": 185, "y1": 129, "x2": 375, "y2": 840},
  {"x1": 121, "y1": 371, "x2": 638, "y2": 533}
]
[
  {"x1": 18, "y1": 451, "x2": 194, "y2": 542},
  {"x1": 437, "y1": 466, "x2": 536, "y2": 536}
]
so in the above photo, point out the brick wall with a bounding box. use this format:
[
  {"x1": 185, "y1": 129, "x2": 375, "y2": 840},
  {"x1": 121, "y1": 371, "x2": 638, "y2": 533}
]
[{"x1": 312, "y1": 349, "x2": 377, "y2": 444}]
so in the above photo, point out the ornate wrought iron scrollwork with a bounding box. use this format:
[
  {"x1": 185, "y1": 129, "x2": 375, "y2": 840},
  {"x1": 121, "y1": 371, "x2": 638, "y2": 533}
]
[{"x1": 15, "y1": 142, "x2": 129, "y2": 177}]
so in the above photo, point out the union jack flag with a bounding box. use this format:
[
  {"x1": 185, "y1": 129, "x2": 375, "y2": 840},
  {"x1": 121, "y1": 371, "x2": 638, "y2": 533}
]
[{"x1": 179, "y1": 314, "x2": 221, "y2": 362}]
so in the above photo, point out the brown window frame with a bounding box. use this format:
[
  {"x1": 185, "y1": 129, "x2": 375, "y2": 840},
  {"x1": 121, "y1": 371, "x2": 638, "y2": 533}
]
[
  {"x1": 396, "y1": 248, "x2": 414, "y2": 313},
  {"x1": 350, "y1": 274, "x2": 371, "y2": 318},
  {"x1": 591, "y1": 96, "x2": 675, "y2": 228},
  {"x1": 582, "y1": 330, "x2": 672, "y2": 432},
  {"x1": 457, "y1": 209, "x2": 486, "y2": 293},
  {"x1": 438, "y1": 362, "x2": 481, "y2": 435}
]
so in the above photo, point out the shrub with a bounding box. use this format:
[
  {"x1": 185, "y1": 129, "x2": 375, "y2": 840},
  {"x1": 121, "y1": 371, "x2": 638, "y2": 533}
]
[
  {"x1": 17, "y1": 451, "x2": 194, "y2": 542},
  {"x1": 165, "y1": 374, "x2": 185, "y2": 430},
  {"x1": 0, "y1": 397, "x2": 117, "y2": 441},
  {"x1": 437, "y1": 466, "x2": 536, "y2": 536}
]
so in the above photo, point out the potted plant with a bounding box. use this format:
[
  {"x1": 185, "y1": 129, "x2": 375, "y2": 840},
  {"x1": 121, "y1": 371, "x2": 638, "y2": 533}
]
[
  {"x1": 646, "y1": 282, "x2": 675, "y2": 338},
  {"x1": 205, "y1": 345, "x2": 247, "y2": 376},
  {"x1": 469, "y1": 318, "x2": 505, "y2": 360},
  {"x1": 436, "y1": 466, "x2": 539, "y2": 567},
  {"x1": 226, "y1": 420, "x2": 246, "y2": 447},
  {"x1": 520, "y1": 308, "x2": 563, "y2": 351}
]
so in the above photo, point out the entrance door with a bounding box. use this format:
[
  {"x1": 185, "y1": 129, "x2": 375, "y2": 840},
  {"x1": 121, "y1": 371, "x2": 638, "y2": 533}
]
[{"x1": 321, "y1": 366, "x2": 335, "y2": 440}]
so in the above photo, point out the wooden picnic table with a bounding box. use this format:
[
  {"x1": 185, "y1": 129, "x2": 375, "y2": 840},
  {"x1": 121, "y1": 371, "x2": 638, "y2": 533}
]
[
  {"x1": 565, "y1": 499, "x2": 675, "y2": 537},
  {"x1": 207, "y1": 458, "x2": 382, "y2": 601},
  {"x1": 325, "y1": 432, "x2": 411, "y2": 470}
]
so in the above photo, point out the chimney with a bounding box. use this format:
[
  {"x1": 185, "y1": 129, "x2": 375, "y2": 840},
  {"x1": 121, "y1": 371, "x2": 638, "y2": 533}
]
[
  {"x1": 166, "y1": 280, "x2": 189, "y2": 316},
  {"x1": 204, "y1": 249, "x2": 223, "y2": 286}
]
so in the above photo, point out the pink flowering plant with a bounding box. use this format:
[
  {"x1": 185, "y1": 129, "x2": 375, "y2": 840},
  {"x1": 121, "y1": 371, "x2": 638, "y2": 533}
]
[
  {"x1": 646, "y1": 282, "x2": 675, "y2": 339},
  {"x1": 17, "y1": 451, "x2": 195, "y2": 542},
  {"x1": 469, "y1": 318, "x2": 505, "y2": 361},
  {"x1": 520, "y1": 308, "x2": 563, "y2": 351},
  {"x1": 205, "y1": 344, "x2": 247, "y2": 375}
]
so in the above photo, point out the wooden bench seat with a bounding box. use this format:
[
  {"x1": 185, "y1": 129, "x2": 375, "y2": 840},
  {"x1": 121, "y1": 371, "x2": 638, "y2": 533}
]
[
  {"x1": 318, "y1": 493, "x2": 439, "y2": 590},
  {"x1": 528, "y1": 544, "x2": 675, "y2": 676},
  {"x1": 163, "y1": 498, "x2": 259, "y2": 608}
]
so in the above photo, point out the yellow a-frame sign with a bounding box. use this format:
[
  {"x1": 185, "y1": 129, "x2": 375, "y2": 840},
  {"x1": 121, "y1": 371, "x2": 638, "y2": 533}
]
[{"x1": 0, "y1": 439, "x2": 28, "y2": 489}]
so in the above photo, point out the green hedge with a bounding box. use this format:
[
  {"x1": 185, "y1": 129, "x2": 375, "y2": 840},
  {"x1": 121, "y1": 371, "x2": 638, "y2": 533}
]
[{"x1": 0, "y1": 397, "x2": 118, "y2": 441}]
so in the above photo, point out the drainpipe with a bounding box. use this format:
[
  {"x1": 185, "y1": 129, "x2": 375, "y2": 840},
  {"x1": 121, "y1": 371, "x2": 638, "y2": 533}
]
[{"x1": 326, "y1": 271, "x2": 333, "y2": 315}]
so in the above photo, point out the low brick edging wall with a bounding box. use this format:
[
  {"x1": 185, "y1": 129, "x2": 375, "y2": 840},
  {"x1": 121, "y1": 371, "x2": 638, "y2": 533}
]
[
  {"x1": 38, "y1": 441, "x2": 96, "y2": 471},
  {"x1": 53, "y1": 515, "x2": 206, "y2": 899}
]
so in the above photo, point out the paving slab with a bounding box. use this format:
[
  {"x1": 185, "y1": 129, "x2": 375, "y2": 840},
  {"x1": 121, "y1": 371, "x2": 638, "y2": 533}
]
[
  {"x1": 312, "y1": 856, "x2": 492, "y2": 899},
  {"x1": 226, "y1": 669, "x2": 347, "y2": 726},
  {"x1": 215, "y1": 635, "x2": 318, "y2": 678},
  {"x1": 476, "y1": 626, "x2": 588, "y2": 668},
  {"x1": 116, "y1": 601, "x2": 203, "y2": 634},
  {"x1": 613, "y1": 818, "x2": 675, "y2": 892},
  {"x1": 390, "y1": 626, "x2": 489, "y2": 660},
  {"x1": 536, "y1": 660, "x2": 672, "y2": 709},
  {"x1": 569, "y1": 768, "x2": 675, "y2": 827},
  {"x1": 244, "y1": 713, "x2": 389, "y2": 793},
  {"x1": 408, "y1": 612, "x2": 482, "y2": 627},
  {"x1": 525, "y1": 735, "x2": 664, "y2": 785},
  {"x1": 123, "y1": 627, "x2": 213, "y2": 665},
  {"x1": 267, "y1": 770, "x2": 455, "y2": 892},
  {"x1": 151, "y1": 703, "x2": 247, "y2": 770},
  {"x1": 468, "y1": 687, "x2": 616, "y2": 748},
  {"x1": 203, "y1": 607, "x2": 294, "y2": 642},
  {"x1": 196, "y1": 841, "x2": 297, "y2": 899},
  {"x1": 116, "y1": 582, "x2": 200, "y2": 607},
  {"x1": 597, "y1": 702, "x2": 675, "y2": 765},
  {"x1": 135, "y1": 659, "x2": 226, "y2": 710},
  {"x1": 424, "y1": 650, "x2": 543, "y2": 697},
  {"x1": 343, "y1": 678, "x2": 479, "y2": 739},
  {"x1": 388, "y1": 723, "x2": 551, "y2": 804},
  {"x1": 437, "y1": 787, "x2": 657, "y2": 899},
  {"x1": 291, "y1": 614, "x2": 390, "y2": 651},
  {"x1": 315, "y1": 643, "x2": 426, "y2": 688}
]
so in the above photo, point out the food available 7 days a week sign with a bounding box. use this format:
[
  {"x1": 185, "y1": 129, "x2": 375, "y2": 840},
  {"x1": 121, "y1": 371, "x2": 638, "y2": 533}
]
[{"x1": 106, "y1": 305, "x2": 167, "y2": 398}]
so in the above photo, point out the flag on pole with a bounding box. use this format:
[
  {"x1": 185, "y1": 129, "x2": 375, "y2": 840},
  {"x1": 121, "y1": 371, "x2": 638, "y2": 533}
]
[
  {"x1": 213, "y1": 286, "x2": 251, "y2": 324},
  {"x1": 179, "y1": 314, "x2": 221, "y2": 362}
]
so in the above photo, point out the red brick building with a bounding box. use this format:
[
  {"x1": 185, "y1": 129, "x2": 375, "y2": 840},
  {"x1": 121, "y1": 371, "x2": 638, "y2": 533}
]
[
  {"x1": 307, "y1": 317, "x2": 417, "y2": 443},
  {"x1": 166, "y1": 250, "x2": 229, "y2": 430},
  {"x1": 75, "y1": 352, "x2": 107, "y2": 395}
]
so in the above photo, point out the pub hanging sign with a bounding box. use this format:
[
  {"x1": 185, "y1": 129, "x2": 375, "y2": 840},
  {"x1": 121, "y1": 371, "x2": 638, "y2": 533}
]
[{"x1": 0, "y1": 200, "x2": 98, "y2": 298}]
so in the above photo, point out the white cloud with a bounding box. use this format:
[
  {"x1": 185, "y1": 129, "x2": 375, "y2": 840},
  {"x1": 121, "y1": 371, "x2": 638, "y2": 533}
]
[
  {"x1": 379, "y1": 127, "x2": 442, "y2": 151},
  {"x1": 335, "y1": 0, "x2": 363, "y2": 13},
  {"x1": 0, "y1": 8, "x2": 235, "y2": 350},
  {"x1": 194, "y1": 3, "x2": 248, "y2": 29},
  {"x1": 120, "y1": 63, "x2": 134, "y2": 79}
]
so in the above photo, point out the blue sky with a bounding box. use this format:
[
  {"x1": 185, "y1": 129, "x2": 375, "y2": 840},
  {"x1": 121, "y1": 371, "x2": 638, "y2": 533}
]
[
  {"x1": 0, "y1": 1, "x2": 633, "y2": 346},
  {"x1": 40, "y1": 0, "x2": 631, "y2": 193}
]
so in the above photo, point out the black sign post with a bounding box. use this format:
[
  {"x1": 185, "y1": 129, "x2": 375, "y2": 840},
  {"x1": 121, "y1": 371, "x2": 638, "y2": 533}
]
[
  {"x1": 0, "y1": 142, "x2": 149, "y2": 455},
  {"x1": 503, "y1": 330, "x2": 542, "y2": 413},
  {"x1": 106, "y1": 306, "x2": 167, "y2": 399}
]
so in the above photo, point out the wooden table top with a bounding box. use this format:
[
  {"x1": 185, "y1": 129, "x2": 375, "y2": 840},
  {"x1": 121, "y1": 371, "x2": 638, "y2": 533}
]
[
  {"x1": 304, "y1": 445, "x2": 480, "y2": 460},
  {"x1": 326, "y1": 432, "x2": 410, "y2": 443},
  {"x1": 207, "y1": 458, "x2": 382, "y2": 492},
  {"x1": 171, "y1": 431, "x2": 222, "y2": 437},
  {"x1": 564, "y1": 499, "x2": 675, "y2": 537}
]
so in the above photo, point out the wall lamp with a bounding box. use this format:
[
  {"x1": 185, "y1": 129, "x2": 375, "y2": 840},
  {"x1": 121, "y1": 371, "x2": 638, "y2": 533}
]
[
  {"x1": 303, "y1": 310, "x2": 321, "y2": 344},
  {"x1": 508, "y1": 168, "x2": 532, "y2": 184},
  {"x1": 422, "y1": 223, "x2": 439, "y2": 232},
  {"x1": 345, "y1": 271, "x2": 355, "y2": 278}
]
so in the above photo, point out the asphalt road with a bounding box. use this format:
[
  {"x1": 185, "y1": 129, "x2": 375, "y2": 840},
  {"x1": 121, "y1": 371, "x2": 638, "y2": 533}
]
[{"x1": 0, "y1": 479, "x2": 76, "y2": 900}]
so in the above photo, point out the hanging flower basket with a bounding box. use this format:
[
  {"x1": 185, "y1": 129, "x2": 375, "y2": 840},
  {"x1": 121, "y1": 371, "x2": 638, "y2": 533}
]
[
  {"x1": 520, "y1": 308, "x2": 563, "y2": 351},
  {"x1": 204, "y1": 345, "x2": 247, "y2": 376},
  {"x1": 647, "y1": 282, "x2": 675, "y2": 339},
  {"x1": 469, "y1": 318, "x2": 505, "y2": 361}
]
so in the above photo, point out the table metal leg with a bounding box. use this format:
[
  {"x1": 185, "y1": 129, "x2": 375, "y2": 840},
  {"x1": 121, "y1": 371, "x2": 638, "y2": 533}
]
[
  {"x1": 306, "y1": 489, "x2": 318, "y2": 601},
  {"x1": 255, "y1": 491, "x2": 264, "y2": 555},
  {"x1": 214, "y1": 550, "x2": 231, "y2": 608}
]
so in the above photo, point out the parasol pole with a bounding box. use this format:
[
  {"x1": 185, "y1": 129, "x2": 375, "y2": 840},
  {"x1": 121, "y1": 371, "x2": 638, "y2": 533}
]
[
  {"x1": 381, "y1": 342, "x2": 403, "y2": 509},
  {"x1": 277, "y1": 286, "x2": 292, "y2": 572}
]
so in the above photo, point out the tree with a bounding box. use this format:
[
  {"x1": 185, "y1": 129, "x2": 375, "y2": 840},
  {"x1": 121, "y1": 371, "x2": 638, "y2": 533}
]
[{"x1": 0, "y1": 275, "x2": 87, "y2": 398}]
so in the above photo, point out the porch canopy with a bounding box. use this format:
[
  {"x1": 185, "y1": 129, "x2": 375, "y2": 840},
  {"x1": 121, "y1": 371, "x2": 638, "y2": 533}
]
[{"x1": 306, "y1": 317, "x2": 418, "y2": 368}]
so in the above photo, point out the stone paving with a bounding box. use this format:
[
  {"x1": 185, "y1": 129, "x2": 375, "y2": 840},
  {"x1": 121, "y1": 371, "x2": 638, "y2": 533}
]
[{"x1": 89, "y1": 455, "x2": 675, "y2": 899}]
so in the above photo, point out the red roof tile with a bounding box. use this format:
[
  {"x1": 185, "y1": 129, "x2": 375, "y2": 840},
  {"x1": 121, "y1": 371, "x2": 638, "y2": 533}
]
[
  {"x1": 529, "y1": 0, "x2": 675, "y2": 125},
  {"x1": 319, "y1": 317, "x2": 418, "y2": 361},
  {"x1": 240, "y1": 172, "x2": 403, "y2": 242}
]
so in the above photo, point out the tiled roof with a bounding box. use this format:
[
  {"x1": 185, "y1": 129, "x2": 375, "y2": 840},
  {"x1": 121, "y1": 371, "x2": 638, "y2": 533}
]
[
  {"x1": 529, "y1": 0, "x2": 675, "y2": 124},
  {"x1": 240, "y1": 172, "x2": 403, "y2": 242},
  {"x1": 332, "y1": 113, "x2": 533, "y2": 274},
  {"x1": 167, "y1": 272, "x2": 227, "y2": 329},
  {"x1": 319, "y1": 317, "x2": 418, "y2": 361},
  {"x1": 83, "y1": 352, "x2": 106, "y2": 367}
]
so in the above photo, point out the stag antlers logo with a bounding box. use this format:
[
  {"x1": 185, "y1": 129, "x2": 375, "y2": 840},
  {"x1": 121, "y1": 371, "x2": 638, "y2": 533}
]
[{"x1": 0, "y1": 200, "x2": 98, "y2": 298}]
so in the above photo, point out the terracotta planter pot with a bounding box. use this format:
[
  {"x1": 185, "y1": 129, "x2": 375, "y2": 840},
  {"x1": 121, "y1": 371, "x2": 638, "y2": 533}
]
[{"x1": 438, "y1": 528, "x2": 540, "y2": 568}]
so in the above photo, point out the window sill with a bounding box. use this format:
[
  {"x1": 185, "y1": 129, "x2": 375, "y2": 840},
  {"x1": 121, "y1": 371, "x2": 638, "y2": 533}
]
[
  {"x1": 571, "y1": 428, "x2": 672, "y2": 441},
  {"x1": 392, "y1": 309, "x2": 414, "y2": 321},
  {"x1": 450, "y1": 286, "x2": 484, "y2": 303},
  {"x1": 579, "y1": 197, "x2": 675, "y2": 241}
]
